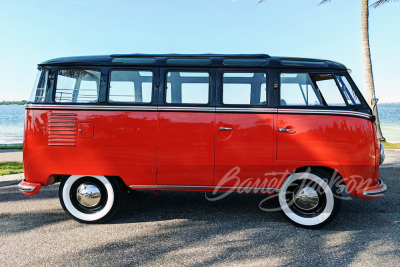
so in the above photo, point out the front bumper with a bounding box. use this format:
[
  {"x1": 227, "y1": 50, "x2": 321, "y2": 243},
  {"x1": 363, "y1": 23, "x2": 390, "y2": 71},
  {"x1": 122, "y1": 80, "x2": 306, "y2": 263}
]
[
  {"x1": 18, "y1": 180, "x2": 41, "y2": 195},
  {"x1": 356, "y1": 179, "x2": 387, "y2": 199}
]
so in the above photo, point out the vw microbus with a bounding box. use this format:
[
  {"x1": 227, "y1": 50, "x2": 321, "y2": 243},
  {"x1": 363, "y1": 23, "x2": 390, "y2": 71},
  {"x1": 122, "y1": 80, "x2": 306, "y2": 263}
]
[{"x1": 18, "y1": 54, "x2": 386, "y2": 227}]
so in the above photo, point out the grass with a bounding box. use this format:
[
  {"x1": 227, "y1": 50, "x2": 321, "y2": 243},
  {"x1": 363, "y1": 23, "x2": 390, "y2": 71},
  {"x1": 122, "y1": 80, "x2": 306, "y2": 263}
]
[
  {"x1": 382, "y1": 142, "x2": 400, "y2": 149},
  {"x1": 0, "y1": 144, "x2": 23, "y2": 150},
  {"x1": 0, "y1": 162, "x2": 24, "y2": 176}
]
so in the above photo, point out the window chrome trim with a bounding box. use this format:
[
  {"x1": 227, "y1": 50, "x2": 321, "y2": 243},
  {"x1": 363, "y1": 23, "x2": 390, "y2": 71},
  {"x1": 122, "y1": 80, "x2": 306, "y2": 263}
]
[
  {"x1": 216, "y1": 107, "x2": 276, "y2": 113},
  {"x1": 158, "y1": 106, "x2": 215, "y2": 112},
  {"x1": 25, "y1": 104, "x2": 373, "y2": 119},
  {"x1": 25, "y1": 104, "x2": 158, "y2": 111},
  {"x1": 278, "y1": 108, "x2": 373, "y2": 120}
]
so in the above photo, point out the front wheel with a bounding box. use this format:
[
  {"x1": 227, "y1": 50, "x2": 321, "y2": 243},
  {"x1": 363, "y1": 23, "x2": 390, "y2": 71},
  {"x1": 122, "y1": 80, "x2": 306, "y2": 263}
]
[
  {"x1": 59, "y1": 175, "x2": 121, "y2": 223},
  {"x1": 278, "y1": 169, "x2": 342, "y2": 228}
]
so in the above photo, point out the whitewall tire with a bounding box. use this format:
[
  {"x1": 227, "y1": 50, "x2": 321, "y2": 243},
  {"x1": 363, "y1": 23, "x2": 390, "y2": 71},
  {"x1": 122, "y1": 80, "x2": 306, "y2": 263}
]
[
  {"x1": 59, "y1": 175, "x2": 121, "y2": 223},
  {"x1": 278, "y1": 169, "x2": 341, "y2": 228}
]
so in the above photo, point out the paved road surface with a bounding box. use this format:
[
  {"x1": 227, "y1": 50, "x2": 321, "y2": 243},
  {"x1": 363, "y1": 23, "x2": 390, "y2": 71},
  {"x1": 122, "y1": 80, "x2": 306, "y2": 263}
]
[
  {"x1": 0, "y1": 167, "x2": 399, "y2": 266},
  {"x1": 383, "y1": 149, "x2": 400, "y2": 166},
  {"x1": 0, "y1": 149, "x2": 22, "y2": 163}
]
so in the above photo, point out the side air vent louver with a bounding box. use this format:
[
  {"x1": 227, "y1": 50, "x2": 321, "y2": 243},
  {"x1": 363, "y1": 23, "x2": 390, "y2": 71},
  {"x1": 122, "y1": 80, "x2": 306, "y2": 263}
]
[{"x1": 48, "y1": 113, "x2": 77, "y2": 146}]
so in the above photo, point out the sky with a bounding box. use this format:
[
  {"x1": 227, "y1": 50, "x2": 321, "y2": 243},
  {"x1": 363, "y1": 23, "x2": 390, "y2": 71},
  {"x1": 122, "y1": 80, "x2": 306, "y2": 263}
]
[{"x1": 0, "y1": 0, "x2": 399, "y2": 103}]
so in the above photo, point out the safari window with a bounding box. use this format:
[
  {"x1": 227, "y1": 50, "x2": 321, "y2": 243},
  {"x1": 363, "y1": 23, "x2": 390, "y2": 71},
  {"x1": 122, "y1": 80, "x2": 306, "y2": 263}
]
[
  {"x1": 165, "y1": 71, "x2": 209, "y2": 104},
  {"x1": 29, "y1": 69, "x2": 48, "y2": 103},
  {"x1": 55, "y1": 69, "x2": 101, "y2": 103},
  {"x1": 223, "y1": 72, "x2": 267, "y2": 105},
  {"x1": 335, "y1": 74, "x2": 361, "y2": 105},
  {"x1": 109, "y1": 70, "x2": 153, "y2": 103}
]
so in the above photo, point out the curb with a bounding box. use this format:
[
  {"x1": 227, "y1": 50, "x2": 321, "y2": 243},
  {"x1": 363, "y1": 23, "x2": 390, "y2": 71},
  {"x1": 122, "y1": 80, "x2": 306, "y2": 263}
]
[
  {"x1": 380, "y1": 164, "x2": 400, "y2": 168},
  {"x1": 0, "y1": 173, "x2": 22, "y2": 188},
  {"x1": 0, "y1": 179, "x2": 19, "y2": 187}
]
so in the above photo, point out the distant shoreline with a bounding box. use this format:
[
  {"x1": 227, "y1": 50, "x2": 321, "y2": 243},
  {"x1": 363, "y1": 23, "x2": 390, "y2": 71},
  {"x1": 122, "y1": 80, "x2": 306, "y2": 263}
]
[{"x1": 0, "y1": 101, "x2": 27, "y2": 105}]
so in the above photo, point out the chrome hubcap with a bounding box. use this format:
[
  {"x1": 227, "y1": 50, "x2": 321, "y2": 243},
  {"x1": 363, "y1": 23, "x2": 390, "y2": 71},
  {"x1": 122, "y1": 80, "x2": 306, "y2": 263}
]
[
  {"x1": 293, "y1": 186, "x2": 319, "y2": 210},
  {"x1": 76, "y1": 183, "x2": 102, "y2": 208}
]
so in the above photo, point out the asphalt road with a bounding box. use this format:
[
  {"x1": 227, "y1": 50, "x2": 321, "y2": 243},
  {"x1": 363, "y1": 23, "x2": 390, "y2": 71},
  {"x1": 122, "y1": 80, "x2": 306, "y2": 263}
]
[{"x1": 0, "y1": 167, "x2": 399, "y2": 267}]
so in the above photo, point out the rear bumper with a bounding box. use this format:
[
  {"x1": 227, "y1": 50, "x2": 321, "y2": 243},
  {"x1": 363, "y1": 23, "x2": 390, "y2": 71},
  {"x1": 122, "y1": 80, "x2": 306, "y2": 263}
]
[
  {"x1": 18, "y1": 180, "x2": 41, "y2": 195},
  {"x1": 356, "y1": 179, "x2": 387, "y2": 199}
]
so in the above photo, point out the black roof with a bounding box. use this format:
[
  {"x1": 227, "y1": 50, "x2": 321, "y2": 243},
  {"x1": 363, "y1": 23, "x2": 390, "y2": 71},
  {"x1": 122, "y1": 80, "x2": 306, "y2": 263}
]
[{"x1": 39, "y1": 54, "x2": 347, "y2": 69}]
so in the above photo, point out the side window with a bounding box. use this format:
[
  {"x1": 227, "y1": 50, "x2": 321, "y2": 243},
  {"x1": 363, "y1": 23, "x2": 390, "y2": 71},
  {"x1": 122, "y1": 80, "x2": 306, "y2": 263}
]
[
  {"x1": 108, "y1": 70, "x2": 153, "y2": 103},
  {"x1": 280, "y1": 73, "x2": 347, "y2": 106},
  {"x1": 335, "y1": 74, "x2": 361, "y2": 105},
  {"x1": 165, "y1": 71, "x2": 209, "y2": 104},
  {"x1": 310, "y1": 73, "x2": 346, "y2": 106},
  {"x1": 29, "y1": 68, "x2": 48, "y2": 103},
  {"x1": 55, "y1": 69, "x2": 100, "y2": 103},
  {"x1": 222, "y1": 72, "x2": 267, "y2": 105},
  {"x1": 280, "y1": 73, "x2": 322, "y2": 106}
]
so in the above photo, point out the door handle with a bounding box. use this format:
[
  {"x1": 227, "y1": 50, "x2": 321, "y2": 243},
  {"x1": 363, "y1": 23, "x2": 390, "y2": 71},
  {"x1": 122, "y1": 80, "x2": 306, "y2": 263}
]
[
  {"x1": 220, "y1": 127, "x2": 232, "y2": 131},
  {"x1": 279, "y1": 128, "x2": 295, "y2": 133}
]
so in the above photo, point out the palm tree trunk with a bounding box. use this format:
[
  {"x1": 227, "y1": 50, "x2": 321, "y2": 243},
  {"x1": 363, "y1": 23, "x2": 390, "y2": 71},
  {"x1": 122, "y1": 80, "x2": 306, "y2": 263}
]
[{"x1": 361, "y1": 0, "x2": 386, "y2": 141}]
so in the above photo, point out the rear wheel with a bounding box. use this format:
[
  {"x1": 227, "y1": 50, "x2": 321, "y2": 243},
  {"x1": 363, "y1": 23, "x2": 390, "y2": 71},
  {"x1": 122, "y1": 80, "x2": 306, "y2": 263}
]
[
  {"x1": 278, "y1": 169, "x2": 342, "y2": 228},
  {"x1": 59, "y1": 175, "x2": 121, "y2": 223}
]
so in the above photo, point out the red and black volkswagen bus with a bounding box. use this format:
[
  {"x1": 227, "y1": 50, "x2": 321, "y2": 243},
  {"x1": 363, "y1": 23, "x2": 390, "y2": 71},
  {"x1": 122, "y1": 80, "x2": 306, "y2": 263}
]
[{"x1": 19, "y1": 54, "x2": 386, "y2": 227}]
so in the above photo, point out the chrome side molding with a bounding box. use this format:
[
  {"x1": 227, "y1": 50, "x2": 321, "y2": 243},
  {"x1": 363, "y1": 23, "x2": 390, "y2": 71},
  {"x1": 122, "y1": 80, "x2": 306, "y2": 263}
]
[
  {"x1": 129, "y1": 184, "x2": 280, "y2": 192},
  {"x1": 25, "y1": 104, "x2": 373, "y2": 120}
]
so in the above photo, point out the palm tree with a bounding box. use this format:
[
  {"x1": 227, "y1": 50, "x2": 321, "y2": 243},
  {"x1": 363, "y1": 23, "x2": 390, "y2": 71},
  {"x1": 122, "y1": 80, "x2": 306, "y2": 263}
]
[{"x1": 259, "y1": 0, "x2": 398, "y2": 141}]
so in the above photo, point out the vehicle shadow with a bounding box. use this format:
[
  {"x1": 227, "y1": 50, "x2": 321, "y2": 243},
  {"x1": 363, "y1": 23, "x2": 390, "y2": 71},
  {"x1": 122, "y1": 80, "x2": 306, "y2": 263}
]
[
  {"x1": 1, "y1": 210, "x2": 69, "y2": 234},
  {"x1": 0, "y1": 184, "x2": 59, "y2": 203}
]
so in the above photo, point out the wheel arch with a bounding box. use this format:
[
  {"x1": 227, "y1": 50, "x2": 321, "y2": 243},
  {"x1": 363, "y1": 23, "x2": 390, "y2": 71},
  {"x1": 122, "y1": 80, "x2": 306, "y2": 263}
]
[
  {"x1": 48, "y1": 174, "x2": 130, "y2": 192},
  {"x1": 286, "y1": 166, "x2": 346, "y2": 186},
  {"x1": 105, "y1": 176, "x2": 131, "y2": 192}
]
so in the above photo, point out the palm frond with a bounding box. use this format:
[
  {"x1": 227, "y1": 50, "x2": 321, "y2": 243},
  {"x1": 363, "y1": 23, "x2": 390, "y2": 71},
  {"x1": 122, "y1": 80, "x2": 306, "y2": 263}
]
[
  {"x1": 319, "y1": 0, "x2": 331, "y2": 5},
  {"x1": 370, "y1": 0, "x2": 399, "y2": 8},
  {"x1": 258, "y1": 0, "x2": 397, "y2": 8}
]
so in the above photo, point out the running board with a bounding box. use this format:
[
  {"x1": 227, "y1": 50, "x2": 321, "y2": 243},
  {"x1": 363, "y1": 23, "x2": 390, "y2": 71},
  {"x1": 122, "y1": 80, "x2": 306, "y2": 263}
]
[{"x1": 129, "y1": 184, "x2": 279, "y2": 192}]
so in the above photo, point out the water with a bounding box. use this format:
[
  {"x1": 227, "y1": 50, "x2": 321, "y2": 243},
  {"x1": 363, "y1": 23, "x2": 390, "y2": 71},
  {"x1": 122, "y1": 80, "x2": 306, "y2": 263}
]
[
  {"x1": 0, "y1": 105, "x2": 25, "y2": 144},
  {"x1": 378, "y1": 104, "x2": 400, "y2": 143},
  {"x1": 0, "y1": 104, "x2": 399, "y2": 144}
]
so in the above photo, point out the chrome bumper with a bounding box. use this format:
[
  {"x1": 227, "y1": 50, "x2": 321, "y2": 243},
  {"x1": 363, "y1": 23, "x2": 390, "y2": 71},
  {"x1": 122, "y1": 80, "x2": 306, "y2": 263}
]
[
  {"x1": 362, "y1": 179, "x2": 387, "y2": 198},
  {"x1": 18, "y1": 181, "x2": 36, "y2": 192},
  {"x1": 17, "y1": 180, "x2": 42, "y2": 195}
]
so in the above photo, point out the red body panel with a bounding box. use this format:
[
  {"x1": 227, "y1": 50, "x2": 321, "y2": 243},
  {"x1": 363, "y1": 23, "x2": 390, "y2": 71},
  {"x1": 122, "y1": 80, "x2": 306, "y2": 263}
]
[
  {"x1": 215, "y1": 113, "x2": 274, "y2": 187},
  {"x1": 24, "y1": 109, "x2": 157, "y2": 186},
  {"x1": 23, "y1": 109, "x2": 48, "y2": 183},
  {"x1": 157, "y1": 112, "x2": 215, "y2": 185},
  {"x1": 275, "y1": 114, "x2": 377, "y2": 194}
]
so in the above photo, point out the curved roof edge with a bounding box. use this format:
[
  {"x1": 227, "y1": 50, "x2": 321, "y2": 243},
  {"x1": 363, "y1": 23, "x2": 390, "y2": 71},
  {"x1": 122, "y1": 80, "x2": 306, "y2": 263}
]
[{"x1": 39, "y1": 54, "x2": 347, "y2": 69}]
